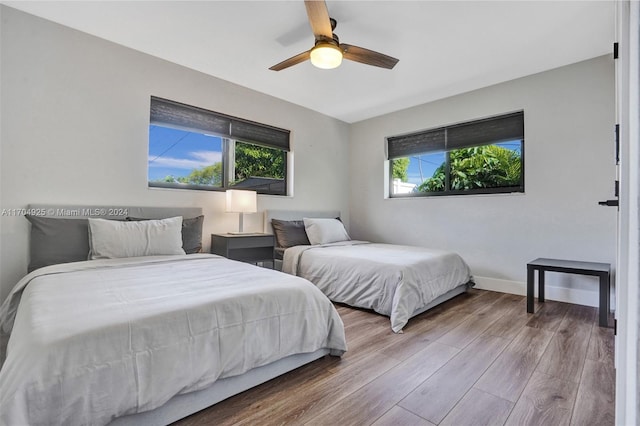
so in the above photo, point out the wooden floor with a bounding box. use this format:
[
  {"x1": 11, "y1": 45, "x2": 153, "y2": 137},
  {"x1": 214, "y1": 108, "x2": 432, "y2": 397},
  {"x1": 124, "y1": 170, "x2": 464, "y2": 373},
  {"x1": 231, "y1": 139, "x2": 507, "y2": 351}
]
[{"x1": 173, "y1": 289, "x2": 615, "y2": 426}]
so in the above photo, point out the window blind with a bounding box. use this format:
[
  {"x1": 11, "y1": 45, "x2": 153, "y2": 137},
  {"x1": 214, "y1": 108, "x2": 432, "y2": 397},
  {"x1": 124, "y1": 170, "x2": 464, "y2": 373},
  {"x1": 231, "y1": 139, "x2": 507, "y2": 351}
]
[
  {"x1": 150, "y1": 96, "x2": 290, "y2": 151},
  {"x1": 387, "y1": 111, "x2": 523, "y2": 159}
]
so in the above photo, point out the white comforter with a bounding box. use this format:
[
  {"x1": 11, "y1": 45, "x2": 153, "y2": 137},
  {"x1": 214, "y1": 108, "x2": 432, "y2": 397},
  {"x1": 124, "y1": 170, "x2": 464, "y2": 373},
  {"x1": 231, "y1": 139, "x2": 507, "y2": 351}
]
[
  {"x1": 0, "y1": 254, "x2": 346, "y2": 426},
  {"x1": 283, "y1": 241, "x2": 472, "y2": 333}
]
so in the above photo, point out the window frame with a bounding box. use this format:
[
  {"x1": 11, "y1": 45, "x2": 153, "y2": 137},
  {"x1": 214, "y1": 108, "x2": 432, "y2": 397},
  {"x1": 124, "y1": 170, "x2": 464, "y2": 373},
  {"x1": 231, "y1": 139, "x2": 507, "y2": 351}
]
[
  {"x1": 148, "y1": 97, "x2": 290, "y2": 196},
  {"x1": 387, "y1": 111, "x2": 525, "y2": 198}
]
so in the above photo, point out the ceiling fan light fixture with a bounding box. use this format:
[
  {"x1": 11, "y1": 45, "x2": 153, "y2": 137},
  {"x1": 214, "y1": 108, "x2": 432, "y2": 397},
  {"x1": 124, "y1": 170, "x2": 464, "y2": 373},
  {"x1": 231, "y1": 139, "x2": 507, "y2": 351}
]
[
  {"x1": 310, "y1": 42, "x2": 343, "y2": 69},
  {"x1": 269, "y1": 1, "x2": 398, "y2": 71}
]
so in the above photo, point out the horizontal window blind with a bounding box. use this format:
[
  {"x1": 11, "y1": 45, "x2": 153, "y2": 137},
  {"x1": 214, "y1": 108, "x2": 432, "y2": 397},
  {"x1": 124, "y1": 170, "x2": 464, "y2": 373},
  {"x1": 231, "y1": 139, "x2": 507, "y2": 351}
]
[
  {"x1": 387, "y1": 128, "x2": 445, "y2": 159},
  {"x1": 387, "y1": 111, "x2": 523, "y2": 159},
  {"x1": 150, "y1": 96, "x2": 290, "y2": 151}
]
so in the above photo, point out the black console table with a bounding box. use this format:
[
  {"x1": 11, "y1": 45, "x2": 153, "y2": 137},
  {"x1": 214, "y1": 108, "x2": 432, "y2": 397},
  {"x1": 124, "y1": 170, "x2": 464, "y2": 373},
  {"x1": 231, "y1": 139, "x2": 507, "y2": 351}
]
[{"x1": 526, "y1": 258, "x2": 611, "y2": 327}]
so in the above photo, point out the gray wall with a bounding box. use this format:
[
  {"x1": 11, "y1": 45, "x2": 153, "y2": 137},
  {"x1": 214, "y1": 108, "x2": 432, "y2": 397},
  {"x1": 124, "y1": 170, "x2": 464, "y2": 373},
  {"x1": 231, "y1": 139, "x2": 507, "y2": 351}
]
[
  {"x1": 0, "y1": 7, "x2": 350, "y2": 301},
  {"x1": 349, "y1": 56, "x2": 617, "y2": 305}
]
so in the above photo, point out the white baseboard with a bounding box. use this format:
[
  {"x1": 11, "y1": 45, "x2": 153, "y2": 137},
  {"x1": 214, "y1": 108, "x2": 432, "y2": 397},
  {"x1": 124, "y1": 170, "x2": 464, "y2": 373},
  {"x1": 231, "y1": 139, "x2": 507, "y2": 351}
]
[{"x1": 472, "y1": 276, "x2": 612, "y2": 309}]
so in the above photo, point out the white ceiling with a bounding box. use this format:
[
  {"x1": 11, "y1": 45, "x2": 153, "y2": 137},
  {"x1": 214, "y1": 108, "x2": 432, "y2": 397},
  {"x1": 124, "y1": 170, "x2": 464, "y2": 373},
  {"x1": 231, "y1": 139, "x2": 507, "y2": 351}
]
[{"x1": 4, "y1": 1, "x2": 615, "y2": 123}]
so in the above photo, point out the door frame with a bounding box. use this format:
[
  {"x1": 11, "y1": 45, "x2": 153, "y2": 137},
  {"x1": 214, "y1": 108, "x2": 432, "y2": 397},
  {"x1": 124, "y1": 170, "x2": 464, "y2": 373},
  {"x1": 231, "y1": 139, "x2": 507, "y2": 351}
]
[{"x1": 614, "y1": 1, "x2": 639, "y2": 424}]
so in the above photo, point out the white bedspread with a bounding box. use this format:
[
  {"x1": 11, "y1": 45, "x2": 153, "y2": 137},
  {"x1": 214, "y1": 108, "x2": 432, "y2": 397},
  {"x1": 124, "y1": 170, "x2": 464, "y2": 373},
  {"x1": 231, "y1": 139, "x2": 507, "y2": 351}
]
[
  {"x1": 283, "y1": 241, "x2": 472, "y2": 333},
  {"x1": 0, "y1": 254, "x2": 346, "y2": 426}
]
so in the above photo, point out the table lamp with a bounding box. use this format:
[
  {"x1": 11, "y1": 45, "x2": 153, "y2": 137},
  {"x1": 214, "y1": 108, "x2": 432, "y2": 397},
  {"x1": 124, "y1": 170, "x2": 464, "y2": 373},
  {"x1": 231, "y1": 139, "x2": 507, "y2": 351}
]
[{"x1": 226, "y1": 189, "x2": 257, "y2": 234}]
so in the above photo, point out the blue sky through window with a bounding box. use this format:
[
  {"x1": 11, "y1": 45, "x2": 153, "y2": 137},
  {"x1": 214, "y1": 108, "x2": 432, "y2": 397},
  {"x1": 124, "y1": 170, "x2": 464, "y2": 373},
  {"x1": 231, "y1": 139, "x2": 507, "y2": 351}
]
[
  {"x1": 406, "y1": 152, "x2": 444, "y2": 186},
  {"x1": 148, "y1": 125, "x2": 222, "y2": 181}
]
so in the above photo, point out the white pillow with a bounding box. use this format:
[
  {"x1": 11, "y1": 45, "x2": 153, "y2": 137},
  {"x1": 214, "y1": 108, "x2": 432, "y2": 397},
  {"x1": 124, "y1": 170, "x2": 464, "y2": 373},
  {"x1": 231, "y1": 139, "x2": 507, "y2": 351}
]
[
  {"x1": 303, "y1": 218, "x2": 350, "y2": 245},
  {"x1": 88, "y1": 216, "x2": 186, "y2": 259}
]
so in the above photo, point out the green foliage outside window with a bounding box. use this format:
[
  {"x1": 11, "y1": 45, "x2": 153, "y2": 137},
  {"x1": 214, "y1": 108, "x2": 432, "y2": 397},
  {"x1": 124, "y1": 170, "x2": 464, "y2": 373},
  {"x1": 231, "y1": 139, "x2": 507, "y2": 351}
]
[
  {"x1": 418, "y1": 145, "x2": 521, "y2": 192},
  {"x1": 156, "y1": 142, "x2": 284, "y2": 186},
  {"x1": 159, "y1": 163, "x2": 223, "y2": 186},
  {"x1": 233, "y1": 142, "x2": 285, "y2": 182},
  {"x1": 391, "y1": 157, "x2": 410, "y2": 182}
]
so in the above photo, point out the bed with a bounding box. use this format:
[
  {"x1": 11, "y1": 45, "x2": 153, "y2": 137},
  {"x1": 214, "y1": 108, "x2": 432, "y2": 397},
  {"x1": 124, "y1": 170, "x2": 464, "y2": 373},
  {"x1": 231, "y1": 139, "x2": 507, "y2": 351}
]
[
  {"x1": 0, "y1": 205, "x2": 347, "y2": 426},
  {"x1": 266, "y1": 210, "x2": 474, "y2": 333}
]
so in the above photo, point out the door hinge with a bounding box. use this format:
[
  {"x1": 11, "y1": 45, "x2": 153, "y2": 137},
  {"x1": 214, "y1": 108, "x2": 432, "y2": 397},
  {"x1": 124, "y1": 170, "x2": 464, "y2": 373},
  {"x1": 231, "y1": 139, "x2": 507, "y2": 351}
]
[
  {"x1": 614, "y1": 318, "x2": 617, "y2": 335},
  {"x1": 615, "y1": 180, "x2": 619, "y2": 197},
  {"x1": 614, "y1": 42, "x2": 619, "y2": 59}
]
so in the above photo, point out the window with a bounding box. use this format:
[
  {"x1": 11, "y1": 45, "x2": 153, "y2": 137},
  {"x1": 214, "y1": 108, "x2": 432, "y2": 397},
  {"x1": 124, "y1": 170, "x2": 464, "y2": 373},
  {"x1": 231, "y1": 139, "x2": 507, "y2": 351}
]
[
  {"x1": 388, "y1": 111, "x2": 524, "y2": 197},
  {"x1": 148, "y1": 97, "x2": 289, "y2": 195}
]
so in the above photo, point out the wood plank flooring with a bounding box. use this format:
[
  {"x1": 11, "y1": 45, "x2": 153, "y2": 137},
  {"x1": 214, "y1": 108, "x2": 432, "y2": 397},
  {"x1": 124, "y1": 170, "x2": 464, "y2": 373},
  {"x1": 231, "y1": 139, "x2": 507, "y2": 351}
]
[{"x1": 173, "y1": 289, "x2": 615, "y2": 426}]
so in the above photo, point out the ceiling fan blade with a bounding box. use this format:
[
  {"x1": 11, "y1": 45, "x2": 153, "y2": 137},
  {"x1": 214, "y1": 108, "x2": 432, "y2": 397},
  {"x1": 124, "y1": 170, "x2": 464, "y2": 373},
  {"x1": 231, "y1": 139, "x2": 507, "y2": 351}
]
[
  {"x1": 269, "y1": 50, "x2": 311, "y2": 71},
  {"x1": 304, "y1": 0, "x2": 333, "y2": 39},
  {"x1": 341, "y1": 44, "x2": 399, "y2": 69}
]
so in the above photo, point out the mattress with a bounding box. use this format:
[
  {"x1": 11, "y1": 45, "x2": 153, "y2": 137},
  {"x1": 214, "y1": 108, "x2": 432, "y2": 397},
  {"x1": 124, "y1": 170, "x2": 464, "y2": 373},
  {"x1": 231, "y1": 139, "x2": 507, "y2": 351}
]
[
  {"x1": 0, "y1": 254, "x2": 346, "y2": 425},
  {"x1": 283, "y1": 241, "x2": 472, "y2": 332}
]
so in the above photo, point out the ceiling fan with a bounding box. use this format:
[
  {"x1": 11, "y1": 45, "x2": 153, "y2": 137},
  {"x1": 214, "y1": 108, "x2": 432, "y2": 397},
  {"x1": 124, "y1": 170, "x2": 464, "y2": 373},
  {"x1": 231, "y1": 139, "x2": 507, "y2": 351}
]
[{"x1": 269, "y1": 0, "x2": 399, "y2": 71}]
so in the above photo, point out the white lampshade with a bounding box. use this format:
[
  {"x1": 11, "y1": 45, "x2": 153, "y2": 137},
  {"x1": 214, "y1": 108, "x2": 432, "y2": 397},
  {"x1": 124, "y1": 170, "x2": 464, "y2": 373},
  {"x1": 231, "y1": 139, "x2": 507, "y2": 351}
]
[
  {"x1": 226, "y1": 190, "x2": 257, "y2": 213},
  {"x1": 310, "y1": 42, "x2": 343, "y2": 69}
]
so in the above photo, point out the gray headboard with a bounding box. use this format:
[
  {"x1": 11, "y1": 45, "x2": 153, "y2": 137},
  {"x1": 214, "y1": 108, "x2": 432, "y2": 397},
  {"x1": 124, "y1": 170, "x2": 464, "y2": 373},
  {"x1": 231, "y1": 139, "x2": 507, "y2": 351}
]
[
  {"x1": 24, "y1": 204, "x2": 204, "y2": 272},
  {"x1": 264, "y1": 209, "x2": 341, "y2": 234},
  {"x1": 28, "y1": 204, "x2": 202, "y2": 220}
]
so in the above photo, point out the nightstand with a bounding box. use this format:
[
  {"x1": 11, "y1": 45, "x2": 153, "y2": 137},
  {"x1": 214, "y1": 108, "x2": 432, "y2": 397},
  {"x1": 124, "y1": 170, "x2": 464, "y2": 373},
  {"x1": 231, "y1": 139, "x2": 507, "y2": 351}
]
[{"x1": 211, "y1": 233, "x2": 275, "y2": 267}]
